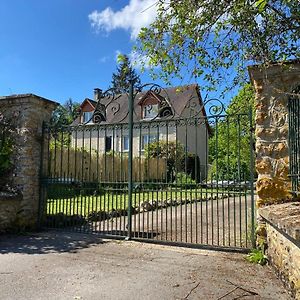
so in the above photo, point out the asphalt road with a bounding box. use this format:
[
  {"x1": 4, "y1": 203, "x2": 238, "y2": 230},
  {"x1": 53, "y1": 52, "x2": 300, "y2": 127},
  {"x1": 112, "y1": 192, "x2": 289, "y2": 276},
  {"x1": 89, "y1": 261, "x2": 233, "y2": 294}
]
[{"x1": 0, "y1": 232, "x2": 291, "y2": 300}]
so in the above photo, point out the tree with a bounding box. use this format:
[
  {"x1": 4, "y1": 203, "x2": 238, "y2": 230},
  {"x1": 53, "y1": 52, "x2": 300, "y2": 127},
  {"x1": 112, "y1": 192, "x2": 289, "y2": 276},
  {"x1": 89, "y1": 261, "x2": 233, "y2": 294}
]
[
  {"x1": 137, "y1": 1, "x2": 300, "y2": 93},
  {"x1": 50, "y1": 99, "x2": 80, "y2": 148},
  {"x1": 51, "y1": 98, "x2": 80, "y2": 127},
  {"x1": 208, "y1": 84, "x2": 255, "y2": 180},
  {"x1": 110, "y1": 54, "x2": 142, "y2": 93}
]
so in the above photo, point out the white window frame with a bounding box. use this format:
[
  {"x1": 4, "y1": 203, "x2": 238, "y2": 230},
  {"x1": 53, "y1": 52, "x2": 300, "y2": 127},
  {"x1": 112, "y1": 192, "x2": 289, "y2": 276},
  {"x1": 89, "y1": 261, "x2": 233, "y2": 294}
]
[
  {"x1": 123, "y1": 136, "x2": 129, "y2": 152},
  {"x1": 83, "y1": 111, "x2": 93, "y2": 123},
  {"x1": 143, "y1": 104, "x2": 159, "y2": 119}
]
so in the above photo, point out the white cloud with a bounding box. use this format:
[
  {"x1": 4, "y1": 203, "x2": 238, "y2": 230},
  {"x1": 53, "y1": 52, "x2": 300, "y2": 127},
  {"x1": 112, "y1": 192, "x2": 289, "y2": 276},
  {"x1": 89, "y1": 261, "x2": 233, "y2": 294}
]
[
  {"x1": 114, "y1": 49, "x2": 152, "y2": 70},
  {"x1": 129, "y1": 50, "x2": 152, "y2": 70},
  {"x1": 98, "y1": 56, "x2": 109, "y2": 63},
  {"x1": 88, "y1": 0, "x2": 158, "y2": 39}
]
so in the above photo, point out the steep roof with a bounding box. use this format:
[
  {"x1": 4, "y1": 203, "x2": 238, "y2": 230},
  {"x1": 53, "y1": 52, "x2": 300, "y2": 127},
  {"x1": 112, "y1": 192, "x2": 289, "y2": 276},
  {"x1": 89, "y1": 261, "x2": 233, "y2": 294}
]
[
  {"x1": 85, "y1": 84, "x2": 204, "y2": 124},
  {"x1": 80, "y1": 98, "x2": 97, "y2": 108}
]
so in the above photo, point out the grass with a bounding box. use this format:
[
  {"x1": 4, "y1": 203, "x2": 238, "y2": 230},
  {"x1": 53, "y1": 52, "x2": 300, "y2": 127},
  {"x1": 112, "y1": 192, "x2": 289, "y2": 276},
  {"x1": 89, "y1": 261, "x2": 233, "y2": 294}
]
[{"x1": 46, "y1": 187, "x2": 232, "y2": 216}]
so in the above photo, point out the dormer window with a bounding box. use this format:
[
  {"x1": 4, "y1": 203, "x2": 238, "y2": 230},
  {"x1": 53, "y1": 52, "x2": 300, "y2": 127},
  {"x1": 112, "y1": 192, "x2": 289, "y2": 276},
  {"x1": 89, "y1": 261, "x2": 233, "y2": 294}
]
[
  {"x1": 83, "y1": 111, "x2": 93, "y2": 123},
  {"x1": 139, "y1": 90, "x2": 173, "y2": 120},
  {"x1": 143, "y1": 104, "x2": 159, "y2": 119}
]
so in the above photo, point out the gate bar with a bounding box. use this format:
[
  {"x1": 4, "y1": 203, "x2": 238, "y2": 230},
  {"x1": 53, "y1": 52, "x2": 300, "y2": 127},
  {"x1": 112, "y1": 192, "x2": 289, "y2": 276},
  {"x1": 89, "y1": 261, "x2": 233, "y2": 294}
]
[
  {"x1": 127, "y1": 80, "x2": 134, "y2": 239},
  {"x1": 249, "y1": 108, "x2": 256, "y2": 248}
]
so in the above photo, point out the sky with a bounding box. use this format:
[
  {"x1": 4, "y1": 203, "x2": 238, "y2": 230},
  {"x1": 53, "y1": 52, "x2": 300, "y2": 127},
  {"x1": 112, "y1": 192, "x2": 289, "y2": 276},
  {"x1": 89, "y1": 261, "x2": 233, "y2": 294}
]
[{"x1": 0, "y1": 0, "x2": 238, "y2": 105}]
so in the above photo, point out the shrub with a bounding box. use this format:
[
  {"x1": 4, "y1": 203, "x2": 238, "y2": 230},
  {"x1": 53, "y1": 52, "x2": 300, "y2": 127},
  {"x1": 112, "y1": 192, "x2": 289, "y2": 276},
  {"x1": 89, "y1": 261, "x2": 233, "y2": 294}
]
[
  {"x1": 0, "y1": 112, "x2": 17, "y2": 191},
  {"x1": 145, "y1": 140, "x2": 184, "y2": 180},
  {"x1": 47, "y1": 183, "x2": 81, "y2": 199},
  {"x1": 245, "y1": 248, "x2": 268, "y2": 266},
  {"x1": 174, "y1": 172, "x2": 196, "y2": 188}
]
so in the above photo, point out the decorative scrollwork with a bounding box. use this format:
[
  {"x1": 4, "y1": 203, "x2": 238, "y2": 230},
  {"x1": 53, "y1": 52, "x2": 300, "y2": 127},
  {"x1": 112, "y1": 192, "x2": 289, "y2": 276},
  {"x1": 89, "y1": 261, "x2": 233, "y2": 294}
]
[
  {"x1": 202, "y1": 98, "x2": 226, "y2": 116},
  {"x1": 159, "y1": 106, "x2": 173, "y2": 118},
  {"x1": 81, "y1": 88, "x2": 125, "y2": 125},
  {"x1": 135, "y1": 83, "x2": 175, "y2": 121},
  {"x1": 184, "y1": 95, "x2": 200, "y2": 118},
  {"x1": 71, "y1": 81, "x2": 223, "y2": 129},
  {"x1": 107, "y1": 102, "x2": 120, "y2": 116},
  {"x1": 148, "y1": 84, "x2": 162, "y2": 95}
]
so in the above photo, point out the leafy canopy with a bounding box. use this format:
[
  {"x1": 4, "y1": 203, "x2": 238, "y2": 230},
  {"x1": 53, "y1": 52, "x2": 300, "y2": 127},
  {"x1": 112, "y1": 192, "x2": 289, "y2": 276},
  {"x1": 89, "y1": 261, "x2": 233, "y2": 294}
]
[
  {"x1": 137, "y1": 0, "x2": 300, "y2": 92},
  {"x1": 50, "y1": 98, "x2": 80, "y2": 148},
  {"x1": 208, "y1": 84, "x2": 255, "y2": 180},
  {"x1": 51, "y1": 98, "x2": 80, "y2": 127},
  {"x1": 110, "y1": 54, "x2": 142, "y2": 93}
]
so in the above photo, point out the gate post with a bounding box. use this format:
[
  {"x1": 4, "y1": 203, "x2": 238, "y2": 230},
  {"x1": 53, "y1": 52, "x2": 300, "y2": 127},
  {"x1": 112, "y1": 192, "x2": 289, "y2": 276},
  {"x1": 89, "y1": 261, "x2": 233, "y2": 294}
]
[
  {"x1": 127, "y1": 80, "x2": 134, "y2": 239},
  {"x1": 248, "y1": 61, "x2": 300, "y2": 245},
  {"x1": 0, "y1": 94, "x2": 58, "y2": 232},
  {"x1": 249, "y1": 60, "x2": 300, "y2": 299}
]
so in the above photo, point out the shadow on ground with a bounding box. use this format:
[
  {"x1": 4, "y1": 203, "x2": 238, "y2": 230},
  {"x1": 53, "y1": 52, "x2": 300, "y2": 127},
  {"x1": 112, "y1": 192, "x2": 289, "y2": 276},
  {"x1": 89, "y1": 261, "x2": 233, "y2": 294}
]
[{"x1": 0, "y1": 231, "x2": 105, "y2": 255}]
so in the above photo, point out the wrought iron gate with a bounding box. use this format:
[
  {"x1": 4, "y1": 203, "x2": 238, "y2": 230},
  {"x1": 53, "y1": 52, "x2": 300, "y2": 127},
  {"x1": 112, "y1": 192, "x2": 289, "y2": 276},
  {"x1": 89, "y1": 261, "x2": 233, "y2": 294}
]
[
  {"x1": 288, "y1": 87, "x2": 300, "y2": 194},
  {"x1": 39, "y1": 82, "x2": 255, "y2": 251}
]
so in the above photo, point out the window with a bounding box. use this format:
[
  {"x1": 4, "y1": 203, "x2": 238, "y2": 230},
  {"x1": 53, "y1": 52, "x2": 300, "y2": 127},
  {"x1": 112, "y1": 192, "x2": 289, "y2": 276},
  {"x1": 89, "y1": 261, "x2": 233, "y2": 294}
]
[
  {"x1": 105, "y1": 136, "x2": 112, "y2": 152},
  {"x1": 83, "y1": 111, "x2": 93, "y2": 123},
  {"x1": 143, "y1": 104, "x2": 158, "y2": 119},
  {"x1": 123, "y1": 136, "x2": 129, "y2": 152},
  {"x1": 142, "y1": 135, "x2": 157, "y2": 150}
]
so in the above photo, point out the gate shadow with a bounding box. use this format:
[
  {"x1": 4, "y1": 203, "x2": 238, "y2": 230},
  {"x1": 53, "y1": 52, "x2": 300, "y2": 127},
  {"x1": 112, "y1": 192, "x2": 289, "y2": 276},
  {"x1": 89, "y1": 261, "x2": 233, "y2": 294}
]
[
  {"x1": 0, "y1": 231, "x2": 105, "y2": 255},
  {"x1": 92, "y1": 230, "x2": 158, "y2": 239}
]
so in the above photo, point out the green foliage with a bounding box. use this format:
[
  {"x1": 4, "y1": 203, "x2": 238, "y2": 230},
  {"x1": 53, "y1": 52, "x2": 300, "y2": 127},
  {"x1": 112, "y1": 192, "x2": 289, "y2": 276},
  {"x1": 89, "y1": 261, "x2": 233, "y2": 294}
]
[
  {"x1": 174, "y1": 172, "x2": 196, "y2": 187},
  {"x1": 246, "y1": 248, "x2": 268, "y2": 265},
  {"x1": 0, "y1": 135, "x2": 13, "y2": 173},
  {"x1": 136, "y1": 0, "x2": 300, "y2": 92},
  {"x1": 208, "y1": 84, "x2": 255, "y2": 180},
  {"x1": 111, "y1": 54, "x2": 142, "y2": 93},
  {"x1": 145, "y1": 140, "x2": 184, "y2": 179},
  {"x1": 48, "y1": 184, "x2": 80, "y2": 199},
  {"x1": 51, "y1": 98, "x2": 80, "y2": 127},
  {"x1": 0, "y1": 114, "x2": 15, "y2": 175},
  {"x1": 50, "y1": 98, "x2": 80, "y2": 148}
]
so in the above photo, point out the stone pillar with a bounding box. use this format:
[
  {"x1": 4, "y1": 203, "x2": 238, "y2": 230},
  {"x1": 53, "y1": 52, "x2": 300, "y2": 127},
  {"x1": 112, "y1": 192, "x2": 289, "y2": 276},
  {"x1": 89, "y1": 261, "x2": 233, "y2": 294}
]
[
  {"x1": 248, "y1": 61, "x2": 300, "y2": 245},
  {"x1": 0, "y1": 94, "x2": 58, "y2": 231}
]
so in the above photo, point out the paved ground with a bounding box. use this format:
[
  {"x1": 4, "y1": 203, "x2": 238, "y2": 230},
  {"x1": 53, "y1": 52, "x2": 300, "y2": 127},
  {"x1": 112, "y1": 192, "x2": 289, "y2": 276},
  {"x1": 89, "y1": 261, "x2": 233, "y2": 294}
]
[{"x1": 0, "y1": 231, "x2": 291, "y2": 300}]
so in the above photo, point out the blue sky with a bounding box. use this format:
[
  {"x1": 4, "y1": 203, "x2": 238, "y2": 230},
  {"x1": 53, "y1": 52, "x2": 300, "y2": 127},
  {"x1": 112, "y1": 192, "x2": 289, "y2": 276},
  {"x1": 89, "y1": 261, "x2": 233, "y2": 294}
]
[{"x1": 0, "y1": 0, "x2": 237, "y2": 105}]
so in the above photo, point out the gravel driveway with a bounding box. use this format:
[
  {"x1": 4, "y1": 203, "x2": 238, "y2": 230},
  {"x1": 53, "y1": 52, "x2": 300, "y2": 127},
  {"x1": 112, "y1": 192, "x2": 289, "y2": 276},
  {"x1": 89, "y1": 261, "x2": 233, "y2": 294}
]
[
  {"x1": 91, "y1": 195, "x2": 254, "y2": 249},
  {"x1": 0, "y1": 231, "x2": 291, "y2": 300}
]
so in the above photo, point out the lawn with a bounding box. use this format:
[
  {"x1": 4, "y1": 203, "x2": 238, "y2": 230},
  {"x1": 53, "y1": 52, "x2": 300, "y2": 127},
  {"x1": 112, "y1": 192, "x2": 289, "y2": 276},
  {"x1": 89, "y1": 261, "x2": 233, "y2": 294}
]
[{"x1": 46, "y1": 185, "x2": 249, "y2": 216}]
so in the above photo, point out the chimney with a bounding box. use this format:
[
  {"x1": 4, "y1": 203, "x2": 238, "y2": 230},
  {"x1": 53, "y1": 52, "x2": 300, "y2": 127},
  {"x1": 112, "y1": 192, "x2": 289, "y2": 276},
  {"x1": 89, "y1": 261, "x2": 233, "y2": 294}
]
[{"x1": 94, "y1": 88, "x2": 102, "y2": 102}]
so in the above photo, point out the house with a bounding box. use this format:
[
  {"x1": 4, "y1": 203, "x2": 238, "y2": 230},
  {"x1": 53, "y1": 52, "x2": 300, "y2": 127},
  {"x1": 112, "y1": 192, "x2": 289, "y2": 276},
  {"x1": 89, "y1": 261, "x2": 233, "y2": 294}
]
[{"x1": 72, "y1": 84, "x2": 210, "y2": 179}]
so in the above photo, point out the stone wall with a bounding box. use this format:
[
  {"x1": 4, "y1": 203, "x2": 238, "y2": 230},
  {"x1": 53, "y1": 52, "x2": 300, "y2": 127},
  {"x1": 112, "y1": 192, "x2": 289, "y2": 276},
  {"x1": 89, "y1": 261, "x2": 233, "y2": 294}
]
[
  {"x1": 0, "y1": 94, "x2": 58, "y2": 232},
  {"x1": 249, "y1": 61, "x2": 300, "y2": 208},
  {"x1": 249, "y1": 61, "x2": 300, "y2": 298},
  {"x1": 259, "y1": 203, "x2": 300, "y2": 299}
]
